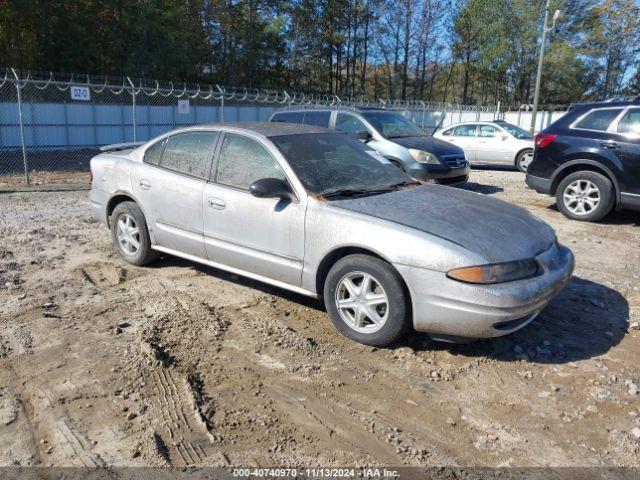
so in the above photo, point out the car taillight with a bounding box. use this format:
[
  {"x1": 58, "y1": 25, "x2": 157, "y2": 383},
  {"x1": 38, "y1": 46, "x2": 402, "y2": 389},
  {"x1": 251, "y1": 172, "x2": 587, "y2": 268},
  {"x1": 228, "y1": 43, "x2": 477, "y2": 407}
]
[{"x1": 534, "y1": 133, "x2": 557, "y2": 148}]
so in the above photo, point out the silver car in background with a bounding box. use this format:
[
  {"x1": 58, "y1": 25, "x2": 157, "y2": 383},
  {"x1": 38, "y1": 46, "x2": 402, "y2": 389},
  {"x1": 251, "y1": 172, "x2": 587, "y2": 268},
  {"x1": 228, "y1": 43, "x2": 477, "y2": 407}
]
[
  {"x1": 270, "y1": 107, "x2": 470, "y2": 186},
  {"x1": 434, "y1": 120, "x2": 535, "y2": 172},
  {"x1": 90, "y1": 122, "x2": 574, "y2": 346}
]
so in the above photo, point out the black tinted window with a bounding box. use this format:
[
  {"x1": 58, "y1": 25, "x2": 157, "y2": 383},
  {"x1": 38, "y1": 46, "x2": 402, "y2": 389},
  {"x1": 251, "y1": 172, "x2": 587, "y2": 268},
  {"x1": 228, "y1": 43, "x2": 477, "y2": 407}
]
[
  {"x1": 271, "y1": 111, "x2": 303, "y2": 123},
  {"x1": 302, "y1": 111, "x2": 331, "y2": 127},
  {"x1": 575, "y1": 109, "x2": 623, "y2": 131},
  {"x1": 159, "y1": 132, "x2": 217, "y2": 178},
  {"x1": 617, "y1": 109, "x2": 640, "y2": 135},
  {"x1": 144, "y1": 139, "x2": 165, "y2": 165},
  {"x1": 216, "y1": 133, "x2": 285, "y2": 190}
]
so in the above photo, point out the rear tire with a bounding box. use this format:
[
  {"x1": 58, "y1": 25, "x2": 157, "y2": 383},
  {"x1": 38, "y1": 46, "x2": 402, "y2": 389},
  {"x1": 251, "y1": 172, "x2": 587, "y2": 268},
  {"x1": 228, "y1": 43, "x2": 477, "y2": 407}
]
[
  {"x1": 515, "y1": 149, "x2": 533, "y2": 173},
  {"x1": 556, "y1": 171, "x2": 615, "y2": 222},
  {"x1": 323, "y1": 254, "x2": 410, "y2": 346},
  {"x1": 110, "y1": 201, "x2": 159, "y2": 265}
]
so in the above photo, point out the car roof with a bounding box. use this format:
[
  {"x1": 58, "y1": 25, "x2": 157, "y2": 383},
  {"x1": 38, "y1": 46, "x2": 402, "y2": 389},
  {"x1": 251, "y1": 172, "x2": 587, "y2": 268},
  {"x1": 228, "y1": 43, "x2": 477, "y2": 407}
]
[
  {"x1": 569, "y1": 97, "x2": 640, "y2": 111},
  {"x1": 196, "y1": 121, "x2": 334, "y2": 137},
  {"x1": 442, "y1": 120, "x2": 504, "y2": 128}
]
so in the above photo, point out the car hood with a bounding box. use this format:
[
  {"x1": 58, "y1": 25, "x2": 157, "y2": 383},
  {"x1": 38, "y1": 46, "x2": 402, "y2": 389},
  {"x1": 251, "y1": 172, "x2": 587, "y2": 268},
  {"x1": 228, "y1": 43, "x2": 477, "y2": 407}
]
[
  {"x1": 388, "y1": 135, "x2": 463, "y2": 156},
  {"x1": 330, "y1": 185, "x2": 556, "y2": 263}
]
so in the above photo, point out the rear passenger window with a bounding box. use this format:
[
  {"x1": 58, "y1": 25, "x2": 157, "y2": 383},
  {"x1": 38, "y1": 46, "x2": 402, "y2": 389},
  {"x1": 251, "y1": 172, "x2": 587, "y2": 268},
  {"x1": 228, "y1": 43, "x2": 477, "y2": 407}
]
[
  {"x1": 144, "y1": 139, "x2": 165, "y2": 165},
  {"x1": 302, "y1": 111, "x2": 331, "y2": 127},
  {"x1": 452, "y1": 124, "x2": 477, "y2": 137},
  {"x1": 617, "y1": 109, "x2": 640, "y2": 135},
  {"x1": 271, "y1": 111, "x2": 303, "y2": 123},
  {"x1": 159, "y1": 132, "x2": 217, "y2": 179},
  {"x1": 574, "y1": 109, "x2": 623, "y2": 131}
]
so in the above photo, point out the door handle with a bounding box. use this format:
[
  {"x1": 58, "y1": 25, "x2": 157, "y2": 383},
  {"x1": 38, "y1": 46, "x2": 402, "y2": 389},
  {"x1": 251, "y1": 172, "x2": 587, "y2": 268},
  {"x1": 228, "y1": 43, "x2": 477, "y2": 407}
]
[
  {"x1": 139, "y1": 180, "x2": 151, "y2": 190},
  {"x1": 208, "y1": 197, "x2": 226, "y2": 209},
  {"x1": 601, "y1": 142, "x2": 619, "y2": 150}
]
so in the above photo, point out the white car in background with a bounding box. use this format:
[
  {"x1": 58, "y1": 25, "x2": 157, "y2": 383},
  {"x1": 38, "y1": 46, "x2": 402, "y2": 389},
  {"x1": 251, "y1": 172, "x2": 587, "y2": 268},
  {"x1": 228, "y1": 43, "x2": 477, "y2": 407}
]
[{"x1": 434, "y1": 120, "x2": 535, "y2": 172}]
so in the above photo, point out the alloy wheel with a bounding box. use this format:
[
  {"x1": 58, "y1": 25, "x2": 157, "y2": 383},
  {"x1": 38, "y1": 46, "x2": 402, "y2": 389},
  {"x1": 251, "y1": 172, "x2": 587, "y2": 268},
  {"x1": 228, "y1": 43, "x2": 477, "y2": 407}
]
[
  {"x1": 335, "y1": 271, "x2": 389, "y2": 334},
  {"x1": 519, "y1": 151, "x2": 534, "y2": 171},
  {"x1": 563, "y1": 179, "x2": 601, "y2": 216},
  {"x1": 116, "y1": 214, "x2": 141, "y2": 255}
]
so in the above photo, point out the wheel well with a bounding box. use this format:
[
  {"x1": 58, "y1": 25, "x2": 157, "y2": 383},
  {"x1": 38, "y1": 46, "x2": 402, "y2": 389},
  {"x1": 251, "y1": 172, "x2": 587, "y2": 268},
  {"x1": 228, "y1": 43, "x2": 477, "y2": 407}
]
[
  {"x1": 550, "y1": 164, "x2": 618, "y2": 198},
  {"x1": 386, "y1": 157, "x2": 406, "y2": 172},
  {"x1": 106, "y1": 194, "x2": 136, "y2": 222},
  {"x1": 514, "y1": 147, "x2": 533, "y2": 165},
  {"x1": 315, "y1": 247, "x2": 412, "y2": 309}
]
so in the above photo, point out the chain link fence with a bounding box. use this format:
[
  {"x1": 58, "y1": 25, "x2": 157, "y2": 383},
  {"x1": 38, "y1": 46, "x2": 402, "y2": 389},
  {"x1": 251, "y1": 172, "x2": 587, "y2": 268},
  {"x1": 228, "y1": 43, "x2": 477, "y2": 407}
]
[{"x1": 0, "y1": 69, "x2": 565, "y2": 188}]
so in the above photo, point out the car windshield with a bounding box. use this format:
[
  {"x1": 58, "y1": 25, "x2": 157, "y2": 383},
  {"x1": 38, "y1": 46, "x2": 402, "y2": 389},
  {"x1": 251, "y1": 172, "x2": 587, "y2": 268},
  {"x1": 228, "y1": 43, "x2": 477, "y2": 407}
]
[
  {"x1": 498, "y1": 122, "x2": 533, "y2": 140},
  {"x1": 361, "y1": 111, "x2": 427, "y2": 139},
  {"x1": 270, "y1": 133, "x2": 416, "y2": 198}
]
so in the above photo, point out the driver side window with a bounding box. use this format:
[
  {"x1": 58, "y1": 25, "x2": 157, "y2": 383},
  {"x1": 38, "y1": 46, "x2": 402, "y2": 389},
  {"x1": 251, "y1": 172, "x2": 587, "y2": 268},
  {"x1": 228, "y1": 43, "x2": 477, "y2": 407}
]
[
  {"x1": 215, "y1": 133, "x2": 285, "y2": 190},
  {"x1": 335, "y1": 113, "x2": 368, "y2": 137}
]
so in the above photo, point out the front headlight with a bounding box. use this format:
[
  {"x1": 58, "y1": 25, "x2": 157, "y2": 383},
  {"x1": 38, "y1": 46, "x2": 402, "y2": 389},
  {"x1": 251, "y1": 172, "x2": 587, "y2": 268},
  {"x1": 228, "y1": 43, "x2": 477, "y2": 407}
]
[
  {"x1": 409, "y1": 149, "x2": 440, "y2": 164},
  {"x1": 447, "y1": 259, "x2": 539, "y2": 284}
]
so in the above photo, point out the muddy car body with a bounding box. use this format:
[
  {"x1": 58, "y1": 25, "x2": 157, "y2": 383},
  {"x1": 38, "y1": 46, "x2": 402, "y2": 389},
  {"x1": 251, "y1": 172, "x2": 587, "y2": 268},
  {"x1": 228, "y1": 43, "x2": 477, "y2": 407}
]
[{"x1": 90, "y1": 122, "x2": 574, "y2": 346}]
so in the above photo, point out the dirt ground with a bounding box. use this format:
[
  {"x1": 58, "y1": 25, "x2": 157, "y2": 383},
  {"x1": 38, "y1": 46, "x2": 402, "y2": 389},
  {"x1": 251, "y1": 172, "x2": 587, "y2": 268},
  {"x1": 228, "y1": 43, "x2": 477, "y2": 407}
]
[{"x1": 0, "y1": 169, "x2": 639, "y2": 469}]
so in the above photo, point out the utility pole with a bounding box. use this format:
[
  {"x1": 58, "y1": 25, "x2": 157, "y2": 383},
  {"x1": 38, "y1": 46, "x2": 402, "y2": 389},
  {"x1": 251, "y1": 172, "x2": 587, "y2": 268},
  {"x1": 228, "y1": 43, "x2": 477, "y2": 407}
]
[{"x1": 530, "y1": 1, "x2": 561, "y2": 133}]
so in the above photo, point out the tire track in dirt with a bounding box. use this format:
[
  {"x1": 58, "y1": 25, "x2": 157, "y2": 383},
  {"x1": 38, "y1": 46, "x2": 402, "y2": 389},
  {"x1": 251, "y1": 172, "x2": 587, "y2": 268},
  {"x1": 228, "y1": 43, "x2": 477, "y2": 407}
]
[
  {"x1": 24, "y1": 383, "x2": 105, "y2": 467},
  {"x1": 74, "y1": 261, "x2": 128, "y2": 289},
  {"x1": 123, "y1": 286, "x2": 232, "y2": 466},
  {"x1": 148, "y1": 368, "x2": 214, "y2": 466}
]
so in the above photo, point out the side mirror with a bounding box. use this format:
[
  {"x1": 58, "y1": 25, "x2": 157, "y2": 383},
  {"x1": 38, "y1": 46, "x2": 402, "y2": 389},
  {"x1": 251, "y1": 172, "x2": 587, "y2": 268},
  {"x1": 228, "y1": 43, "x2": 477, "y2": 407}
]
[
  {"x1": 356, "y1": 130, "x2": 373, "y2": 141},
  {"x1": 500, "y1": 134, "x2": 509, "y2": 141},
  {"x1": 249, "y1": 178, "x2": 294, "y2": 201}
]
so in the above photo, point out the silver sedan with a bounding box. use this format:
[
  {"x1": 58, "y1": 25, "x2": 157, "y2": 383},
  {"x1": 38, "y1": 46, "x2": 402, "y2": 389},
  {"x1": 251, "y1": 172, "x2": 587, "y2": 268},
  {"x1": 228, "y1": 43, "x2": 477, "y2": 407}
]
[
  {"x1": 90, "y1": 122, "x2": 574, "y2": 346},
  {"x1": 434, "y1": 120, "x2": 535, "y2": 172}
]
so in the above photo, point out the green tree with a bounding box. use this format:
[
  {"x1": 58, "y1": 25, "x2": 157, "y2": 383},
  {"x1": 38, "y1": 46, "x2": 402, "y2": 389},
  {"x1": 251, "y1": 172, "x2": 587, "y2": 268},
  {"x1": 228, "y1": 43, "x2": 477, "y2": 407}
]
[{"x1": 584, "y1": 0, "x2": 640, "y2": 98}]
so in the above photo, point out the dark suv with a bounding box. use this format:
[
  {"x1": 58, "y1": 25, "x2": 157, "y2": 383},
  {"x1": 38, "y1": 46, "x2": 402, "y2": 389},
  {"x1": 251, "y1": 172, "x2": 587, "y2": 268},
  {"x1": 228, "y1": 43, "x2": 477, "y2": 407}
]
[{"x1": 526, "y1": 98, "x2": 640, "y2": 222}]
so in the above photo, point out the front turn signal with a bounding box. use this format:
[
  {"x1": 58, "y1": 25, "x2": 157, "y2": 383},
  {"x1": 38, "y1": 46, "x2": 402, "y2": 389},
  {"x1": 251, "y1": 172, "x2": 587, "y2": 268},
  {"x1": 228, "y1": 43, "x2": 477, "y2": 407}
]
[{"x1": 447, "y1": 259, "x2": 539, "y2": 284}]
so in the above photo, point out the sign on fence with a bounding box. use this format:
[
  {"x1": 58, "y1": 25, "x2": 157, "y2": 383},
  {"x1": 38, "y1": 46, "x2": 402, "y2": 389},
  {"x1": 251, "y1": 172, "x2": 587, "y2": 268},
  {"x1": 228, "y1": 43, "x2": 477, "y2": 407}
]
[
  {"x1": 70, "y1": 86, "x2": 91, "y2": 101},
  {"x1": 178, "y1": 99, "x2": 190, "y2": 114}
]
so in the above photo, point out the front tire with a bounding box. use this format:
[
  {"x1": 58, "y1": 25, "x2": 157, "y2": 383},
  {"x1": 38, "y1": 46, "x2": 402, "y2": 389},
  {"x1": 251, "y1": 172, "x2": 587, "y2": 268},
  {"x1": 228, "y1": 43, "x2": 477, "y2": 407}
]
[
  {"x1": 110, "y1": 201, "x2": 158, "y2": 265},
  {"x1": 515, "y1": 149, "x2": 533, "y2": 173},
  {"x1": 323, "y1": 254, "x2": 410, "y2": 346},
  {"x1": 556, "y1": 171, "x2": 614, "y2": 222}
]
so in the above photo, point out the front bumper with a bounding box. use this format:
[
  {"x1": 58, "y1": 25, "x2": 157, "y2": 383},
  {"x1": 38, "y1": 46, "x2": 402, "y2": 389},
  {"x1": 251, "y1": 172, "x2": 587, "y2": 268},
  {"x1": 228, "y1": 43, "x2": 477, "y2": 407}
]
[
  {"x1": 409, "y1": 164, "x2": 470, "y2": 186},
  {"x1": 394, "y1": 244, "x2": 574, "y2": 341}
]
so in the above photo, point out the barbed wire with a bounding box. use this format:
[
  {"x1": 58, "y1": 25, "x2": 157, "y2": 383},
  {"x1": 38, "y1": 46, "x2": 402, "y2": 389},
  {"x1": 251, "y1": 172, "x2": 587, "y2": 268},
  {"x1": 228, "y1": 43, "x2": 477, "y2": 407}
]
[{"x1": 4, "y1": 68, "x2": 527, "y2": 111}]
